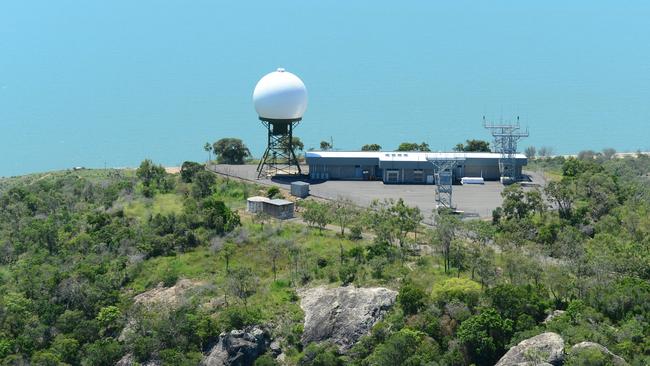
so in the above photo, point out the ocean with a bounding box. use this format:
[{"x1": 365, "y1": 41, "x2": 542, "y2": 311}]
[{"x1": 1, "y1": 1, "x2": 649, "y2": 176}]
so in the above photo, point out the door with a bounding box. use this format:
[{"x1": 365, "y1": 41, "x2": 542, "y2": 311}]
[{"x1": 386, "y1": 170, "x2": 399, "y2": 183}]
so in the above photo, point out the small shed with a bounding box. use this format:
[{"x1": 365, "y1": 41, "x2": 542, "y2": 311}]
[
  {"x1": 247, "y1": 196, "x2": 270, "y2": 213},
  {"x1": 290, "y1": 181, "x2": 310, "y2": 198},
  {"x1": 263, "y1": 199, "x2": 295, "y2": 220}
]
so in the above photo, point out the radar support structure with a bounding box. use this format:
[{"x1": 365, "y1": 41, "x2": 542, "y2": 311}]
[
  {"x1": 483, "y1": 116, "x2": 529, "y2": 183},
  {"x1": 257, "y1": 117, "x2": 302, "y2": 179},
  {"x1": 428, "y1": 157, "x2": 465, "y2": 210}
]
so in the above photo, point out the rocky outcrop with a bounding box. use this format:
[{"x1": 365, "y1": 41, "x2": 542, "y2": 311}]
[
  {"x1": 569, "y1": 342, "x2": 628, "y2": 366},
  {"x1": 495, "y1": 332, "x2": 565, "y2": 366},
  {"x1": 119, "y1": 279, "x2": 207, "y2": 341},
  {"x1": 133, "y1": 279, "x2": 206, "y2": 309},
  {"x1": 299, "y1": 286, "x2": 397, "y2": 351},
  {"x1": 543, "y1": 310, "x2": 566, "y2": 324},
  {"x1": 201, "y1": 326, "x2": 270, "y2": 366}
]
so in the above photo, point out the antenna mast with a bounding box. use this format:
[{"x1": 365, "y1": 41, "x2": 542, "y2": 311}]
[{"x1": 483, "y1": 116, "x2": 529, "y2": 183}]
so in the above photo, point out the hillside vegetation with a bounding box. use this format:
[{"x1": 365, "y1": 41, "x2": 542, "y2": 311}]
[{"x1": 0, "y1": 154, "x2": 649, "y2": 365}]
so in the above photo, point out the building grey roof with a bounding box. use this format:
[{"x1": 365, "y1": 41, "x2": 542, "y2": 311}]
[
  {"x1": 267, "y1": 199, "x2": 294, "y2": 206},
  {"x1": 247, "y1": 196, "x2": 270, "y2": 202},
  {"x1": 305, "y1": 151, "x2": 527, "y2": 160}
]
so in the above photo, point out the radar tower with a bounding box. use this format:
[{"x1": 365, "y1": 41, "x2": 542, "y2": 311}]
[{"x1": 253, "y1": 68, "x2": 308, "y2": 179}]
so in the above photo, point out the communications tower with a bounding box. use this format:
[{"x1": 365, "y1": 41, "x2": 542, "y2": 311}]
[
  {"x1": 253, "y1": 68, "x2": 308, "y2": 178},
  {"x1": 483, "y1": 116, "x2": 529, "y2": 183}
]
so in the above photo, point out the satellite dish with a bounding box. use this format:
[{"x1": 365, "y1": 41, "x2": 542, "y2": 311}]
[{"x1": 253, "y1": 68, "x2": 308, "y2": 121}]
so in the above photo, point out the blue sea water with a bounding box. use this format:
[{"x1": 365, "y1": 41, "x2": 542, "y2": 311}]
[{"x1": 1, "y1": 1, "x2": 649, "y2": 177}]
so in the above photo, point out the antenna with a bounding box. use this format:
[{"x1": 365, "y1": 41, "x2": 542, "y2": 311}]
[{"x1": 483, "y1": 116, "x2": 529, "y2": 183}]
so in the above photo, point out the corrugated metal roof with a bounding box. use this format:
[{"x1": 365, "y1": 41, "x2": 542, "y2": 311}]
[
  {"x1": 305, "y1": 151, "x2": 527, "y2": 160},
  {"x1": 267, "y1": 199, "x2": 294, "y2": 206},
  {"x1": 247, "y1": 196, "x2": 270, "y2": 202}
]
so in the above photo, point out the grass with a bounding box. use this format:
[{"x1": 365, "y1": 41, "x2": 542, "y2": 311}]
[
  {"x1": 122, "y1": 193, "x2": 185, "y2": 221},
  {"x1": 0, "y1": 168, "x2": 136, "y2": 194}
]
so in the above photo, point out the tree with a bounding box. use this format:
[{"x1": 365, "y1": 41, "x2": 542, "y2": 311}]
[
  {"x1": 204, "y1": 142, "x2": 213, "y2": 163},
  {"x1": 366, "y1": 328, "x2": 436, "y2": 366},
  {"x1": 525, "y1": 146, "x2": 537, "y2": 159},
  {"x1": 432, "y1": 212, "x2": 461, "y2": 273},
  {"x1": 453, "y1": 139, "x2": 491, "y2": 152},
  {"x1": 390, "y1": 198, "x2": 422, "y2": 247},
  {"x1": 267, "y1": 239, "x2": 286, "y2": 281},
  {"x1": 136, "y1": 159, "x2": 167, "y2": 198},
  {"x1": 279, "y1": 136, "x2": 304, "y2": 154},
  {"x1": 397, "y1": 281, "x2": 426, "y2": 315},
  {"x1": 213, "y1": 138, "x2": 251, "y2": 164},
  {"x1": 320, "y1": 140, "x2": 332, "y2": 151},
  {"x1": 302, "y1": 201, "x2": 331, "y2": 232},
  {"x1": 180, "y1": 161, "x2": 204, "y2": 183},
  {"x1": 538, "y1": 146, "x2": 554, "y2": 157},
  {"x1": 602, "y1": 147, "x2": 617, "y2": 160},
  {"x1": 397, "y1": 142, "x2": 431, "y2": 152},
  {"x1": 201, "y1": 197, "x2": 241, "y2": 234},
  {"x1": 500, "y1": 184, "x2": 545, "y2": 220},
  {"x1": 457, "y1": 308, "x2": 514, "y2": 366},
  {"x1": 96, "y1": 306, "x2": 123, "y2": 337},
  {"x1": 545, "y1": 180, "x2": 576, "y2": 219},
  {"x1": 227, "y1": 266, "x2": 259, "y2": 309},
  {"x1": 330, "y1": 196, "x2": 356, "y2": 236},
  {"x1": 221, "y1": 243, "x2": 236, "y2": 273},
  {"x1": 361, "y1": 144, "x2": 382, "y2": 151},
  {"x1": 191, "y1": 170, "x2": 216, "y2": 199}
]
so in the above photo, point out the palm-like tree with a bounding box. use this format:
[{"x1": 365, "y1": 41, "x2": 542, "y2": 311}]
[{"x1": 204, "y1": 142, "x2": 213, "y2": 163}]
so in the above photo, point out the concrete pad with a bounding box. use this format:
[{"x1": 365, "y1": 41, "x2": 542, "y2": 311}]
[{"x1": 210, "y1": 164, "x2": 542, "y2": 222}]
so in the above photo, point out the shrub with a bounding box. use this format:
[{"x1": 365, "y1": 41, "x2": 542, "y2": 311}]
[
  {"x1": 398, "y1": 282, "x2": 427, "y2": 315},
  {"x1": 217, "y1": 307, "x2": 261, "y2": 332},
  {"x1": 431, "y1": 278, "x2": 482, "y2": 308},
  {"x1": 267, "y1": 186, "x2": 281, "y2": 199}
]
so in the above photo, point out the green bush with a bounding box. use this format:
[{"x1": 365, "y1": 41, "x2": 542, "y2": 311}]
[
  {"x1": 217, "y1": 307, "x2": 262, "y2": 332},
  {"x1": 398, "y1": 282, "x2": 427, "y2": 315},
  {"x1": 431, "y1": 278, "x2": 482, "y2": 308}
]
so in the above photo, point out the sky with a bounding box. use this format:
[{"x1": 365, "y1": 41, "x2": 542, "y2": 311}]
[{"x1": 1, "y1": 1, "x2": 649, "y2": 176}]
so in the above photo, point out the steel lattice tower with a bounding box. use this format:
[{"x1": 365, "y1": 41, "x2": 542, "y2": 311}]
[
  {"x1": 428, "y1": 157, "x2": 465, "y2": 209},
  {"x1": 483, "y1": 116, "x2": 529, "y2": 183},
  {"x1": 256, "y1": 118, "x2": 302, "y2": 178}
]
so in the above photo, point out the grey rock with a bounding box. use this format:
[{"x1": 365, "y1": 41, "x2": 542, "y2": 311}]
[
  {"x1": 543, "y1": 310, "x2": 566, "y2": 324},
  {"x1": 495, "y1": 332, "x2": 565, "y2": 366},
  {"x1": 569, "y1": 341, "x2": 628, "y2": 366},
  {"x1": 269, "y1": 340, "x2": 282, "y2": 356},
  {"x1": 299, "y1": 286, "x2": 397, "y2": 351},
  {"x1": 202, "y1": 325, "x2": 270, "y2": 366},
  {"x1": 115, "y1": 354, "x2": 161, "y2": 366}
]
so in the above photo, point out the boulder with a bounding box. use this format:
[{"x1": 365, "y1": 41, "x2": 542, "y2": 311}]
[
  {"x1": 202, "y1": 326, "x2": 270, "y2": 366},
  {"x1": 299, "y1": 286, "x2": 397, "y2": 351},
  {"x1": 543, "y1": 310, "x2": 566, "y2": 324},
  {"x1": 569, "y1": 341, "x2": 628, "y2": 366},
  {"x1": 133, "y1": 279, "x2": 206, "y2": 309},
  {"x1": 495, "y1": 332, "x2": 565, "y2": 366}
]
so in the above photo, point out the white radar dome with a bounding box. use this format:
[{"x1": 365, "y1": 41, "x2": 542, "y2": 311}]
[{"x1": 253, "y1": 68, "x2": 308, "y2": 120}]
